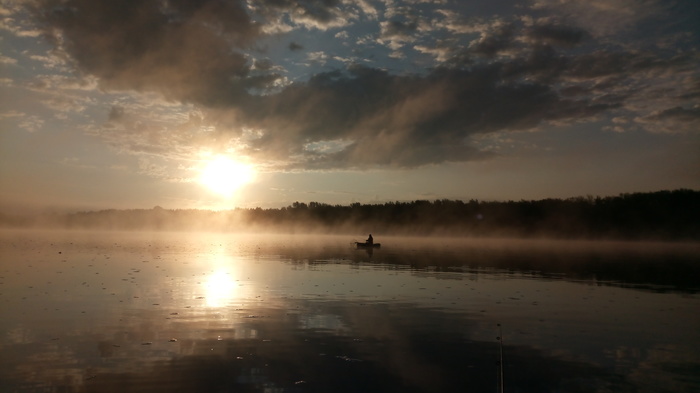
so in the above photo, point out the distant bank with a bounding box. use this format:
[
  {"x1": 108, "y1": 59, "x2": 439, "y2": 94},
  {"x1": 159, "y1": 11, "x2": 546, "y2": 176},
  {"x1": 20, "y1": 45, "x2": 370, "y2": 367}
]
[{"x1": 1, "y1": 189, "x2": 698, "y2": 241}]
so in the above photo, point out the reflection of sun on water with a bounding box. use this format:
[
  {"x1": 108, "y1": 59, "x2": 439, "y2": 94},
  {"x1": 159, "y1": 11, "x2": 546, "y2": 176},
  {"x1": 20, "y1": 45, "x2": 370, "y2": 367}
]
[{"x1": 204, "y1": 270, "x2": 236, "y2": 308}]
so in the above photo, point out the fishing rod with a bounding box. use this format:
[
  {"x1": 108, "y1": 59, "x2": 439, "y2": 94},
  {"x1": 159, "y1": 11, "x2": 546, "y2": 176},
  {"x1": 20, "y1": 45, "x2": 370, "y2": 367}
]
[{"x1": 496, "y1": 323, "x2": 504, "y2": 393}]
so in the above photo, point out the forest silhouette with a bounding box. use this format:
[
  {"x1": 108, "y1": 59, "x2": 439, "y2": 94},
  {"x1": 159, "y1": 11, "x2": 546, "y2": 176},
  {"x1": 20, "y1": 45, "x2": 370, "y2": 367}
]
[{"x1": 1, "y1": 189, "x2": 698, "y2": 240}]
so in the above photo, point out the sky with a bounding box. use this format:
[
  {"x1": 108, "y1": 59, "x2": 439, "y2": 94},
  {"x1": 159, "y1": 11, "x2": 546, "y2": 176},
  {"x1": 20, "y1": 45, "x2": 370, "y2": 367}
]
[{"x1": 1, "y1": 0, "x2": 699, "y2": 212}]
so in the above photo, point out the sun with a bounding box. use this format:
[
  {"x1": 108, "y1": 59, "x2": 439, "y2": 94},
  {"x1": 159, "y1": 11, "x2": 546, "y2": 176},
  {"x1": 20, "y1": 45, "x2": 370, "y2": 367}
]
[{"x1": 199, "y1": 155, "x2": 255, "y2": 197}]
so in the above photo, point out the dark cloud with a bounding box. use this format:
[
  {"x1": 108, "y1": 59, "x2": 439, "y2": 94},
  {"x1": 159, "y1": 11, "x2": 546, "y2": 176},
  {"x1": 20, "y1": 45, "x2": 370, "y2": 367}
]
[
  {"x1": 526, "y1": 24, "x2": 588, "y2": 47},
  {"x1": 33, "y1": 0, "x2": 261, "y2": 105},
  {"x1": 470, "y1": 22, "x2": 515, "y2": 57},
  {"x1": 381, "y1": 19, "x2": 419, "y2": 39},
  {"x1": 565, "y1": 50, "x2": 681, "y2": 79},
  {"x1": 108, "y1": 106, "x2": 125, "y2": 122},
  {"x1": 224, "y1": 62, "x2": 615, "y2": 168},
  {"x1": 254, "y1": 58, "x2": 274, "y2": 71},
  {"x1": 646, "y1": 106, "x2": 700, "y2": 122},
  {"x1": 634, "y1": 104, "x2": 700, "y2": 133},
  {"x1": 289, "y1": 41, "x2": 304, "y2": 51}
]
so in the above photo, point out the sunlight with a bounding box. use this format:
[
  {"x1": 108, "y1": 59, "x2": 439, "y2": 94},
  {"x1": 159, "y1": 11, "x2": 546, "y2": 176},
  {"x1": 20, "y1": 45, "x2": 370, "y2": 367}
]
[
  {"x1": 204, "y1": 270, "x2": 236, "y2": 308},
  {"x1": 199, "y1": 155, "x2": 255, "y2": 197}
]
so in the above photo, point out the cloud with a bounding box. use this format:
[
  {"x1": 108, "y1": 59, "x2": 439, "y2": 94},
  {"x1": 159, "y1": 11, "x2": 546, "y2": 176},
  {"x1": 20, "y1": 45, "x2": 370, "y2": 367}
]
[
  {"x1": 468, "y1": 20, "x2": 515, "y2": 58},
  {"x1": 0, "y1": 2, "x2": 42, "y2": 37},
  {"x1": 108, "y1": 106, "x2": 126, "y2": 122},
  {"x1": 530, "y1": 0, "x2": 664, "y2": 37},
  {"x1": 524, "y1": 24, "x2": 589, "y2": 47},
  {"x1": 59, "y1": 157, "x2": 97, "y2": 169},
  {"x1": 306, "y1": 51, "x2": 329, "y2": 65},
  {"x1": 431, "y1": 9, "x2": 484, "y2": 35},
  {"x1": 26, "y1": 0, "x2": 700, "y2": 171},
  {"x1": 220, "y1": 61, "x2": 617, "y2": 169},
  {"x1": 355, "y1": 0, "x2": 379, "y2": 20},
  {"x1": 413, "y1": 43, "x2": 454, "y2": 62},
  {"x1": 18, "y1": 115, "x2": 44, "y2": 132},
  {"x1": 27, "y1": 52, "x2": 69, "y2": 70},
  {"x1": 26, "y1": 74, "x2": 98, "y2": 91},
  {"x1": 637, "y1": 106, "x2": 700, "y2": 133},
  {"x1": 33, "y1": 0, "x2": 263, "y2": 105},
  {"x1": 0, "y1": 55, "x2": 18, "y2": 65},
  {"x1": 0, "y1": 110, "x2": 25, "y2": 119},
  {"x1": 137, "y1": 156, "x2": 170, "y2": 178},
  {"x1": 378, "y1": 19, "x2": 420, "y2": 50},
  {"x1": 40, "y1": 95, "x2": 88, "y2": 115},
  {"x1": 85, "y1": 97, "x2": 210, "y2": 171},
  {"x1": 250, "y1": 0, "x2": 356, "y2": 31}
]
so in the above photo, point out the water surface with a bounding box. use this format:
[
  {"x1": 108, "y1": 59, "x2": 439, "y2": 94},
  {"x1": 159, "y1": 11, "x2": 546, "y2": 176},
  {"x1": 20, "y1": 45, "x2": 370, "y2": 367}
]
[{"x1": 1, "y1": 230, "x2": 699, "y2": 392}]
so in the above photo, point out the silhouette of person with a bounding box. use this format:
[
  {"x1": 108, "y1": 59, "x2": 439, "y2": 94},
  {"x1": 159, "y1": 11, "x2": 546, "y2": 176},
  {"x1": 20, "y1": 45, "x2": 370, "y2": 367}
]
[{"x1": 366, "y1": 234, "x2": 373, "y2": 245}]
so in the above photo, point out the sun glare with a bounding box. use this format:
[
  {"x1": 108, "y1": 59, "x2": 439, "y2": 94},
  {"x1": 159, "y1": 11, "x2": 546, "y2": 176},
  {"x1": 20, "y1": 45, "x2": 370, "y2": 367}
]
[
  {"x1": 204, "y1": 270, "x2": 237, "y2": 308},
  {"x1": 200, "y1": 155, "x2": 255, "y2": 197}
]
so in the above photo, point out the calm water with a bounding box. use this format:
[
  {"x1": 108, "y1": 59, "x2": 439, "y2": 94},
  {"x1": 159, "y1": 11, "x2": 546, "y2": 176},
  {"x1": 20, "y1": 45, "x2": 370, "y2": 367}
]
[{"x1": 1, "y1": 230, "x2": 699, "y2": 393}]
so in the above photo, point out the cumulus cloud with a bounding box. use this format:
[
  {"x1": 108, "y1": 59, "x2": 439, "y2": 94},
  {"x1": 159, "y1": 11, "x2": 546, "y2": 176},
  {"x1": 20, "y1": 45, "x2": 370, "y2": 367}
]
[{"x1": 24, "y1": 0, "x2": 700, "y2": 171}]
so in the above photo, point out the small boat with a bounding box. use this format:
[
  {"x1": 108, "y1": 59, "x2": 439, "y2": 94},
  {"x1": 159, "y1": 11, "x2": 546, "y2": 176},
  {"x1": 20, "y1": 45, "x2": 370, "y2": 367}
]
[{"x1": 355, "y1": 242, "x2": 381, "y2": 249}]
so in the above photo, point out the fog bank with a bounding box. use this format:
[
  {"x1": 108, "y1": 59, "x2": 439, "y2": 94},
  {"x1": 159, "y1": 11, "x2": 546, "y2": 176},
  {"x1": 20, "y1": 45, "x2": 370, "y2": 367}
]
[{"x1": 1, "y1": 190, "x2": 698, "y2": 241}]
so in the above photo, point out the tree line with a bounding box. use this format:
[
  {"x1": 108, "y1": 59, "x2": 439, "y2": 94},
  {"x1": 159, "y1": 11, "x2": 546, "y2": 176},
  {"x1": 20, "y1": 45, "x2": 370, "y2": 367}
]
[{"x1": 1, "y1": 189, "x2": 698, "y2": 240}]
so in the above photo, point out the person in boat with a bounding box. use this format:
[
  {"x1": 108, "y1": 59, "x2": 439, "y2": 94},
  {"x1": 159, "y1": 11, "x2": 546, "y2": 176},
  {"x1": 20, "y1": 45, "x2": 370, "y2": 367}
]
[{"x1": 366, "y1": 234, "x2": 373, "y2": 245}]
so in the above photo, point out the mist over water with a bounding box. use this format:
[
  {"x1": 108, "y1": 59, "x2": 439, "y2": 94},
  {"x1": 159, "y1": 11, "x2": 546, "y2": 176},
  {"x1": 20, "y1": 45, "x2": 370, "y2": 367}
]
[
  {"x1": 4, "y1": 190, "x2": 699, "y2": 241},
  {"x1": 1, "y1": 229, "x2": 699, "y2": 393}
]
